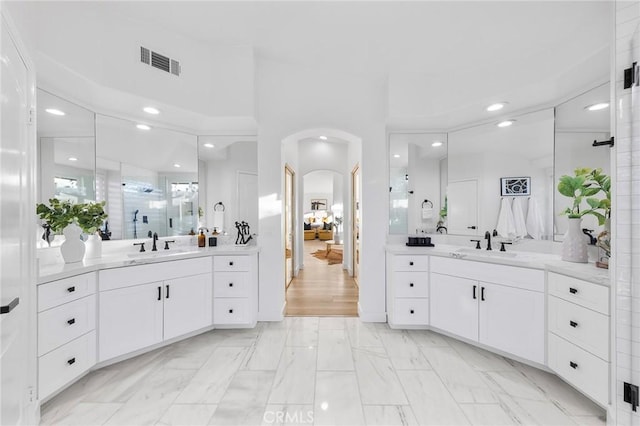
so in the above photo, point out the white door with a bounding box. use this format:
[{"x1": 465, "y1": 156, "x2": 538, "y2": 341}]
[
  {"x1": 98, "y1": 283, "x2": 164, "y2": 362},
  {"x1": 478, "y1": 282, "x2": 545, "y2": 364},
  {"x1": 430, "y1": 273, "x2": 479, "y2": 341},
  {"x1": 447, "y1": 179, "x2": 479, "y2": 235},
  {"x1": 163, "y1": 274, "x2": 212, "y2": 340},
  {"x1": 1, "y1": 18, "x2": 33, "y2": 425},
  {"x1": 237, "y1": 171, "x2": 258, "y2": 232}
]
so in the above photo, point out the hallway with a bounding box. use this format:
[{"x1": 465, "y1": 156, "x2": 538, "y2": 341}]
[{"x1": 286, "y1": 239, "x2": 358, "y2": 316}]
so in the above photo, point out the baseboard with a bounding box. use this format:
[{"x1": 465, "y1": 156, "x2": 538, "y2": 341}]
[{"x1": 357, "y1": 302, "x2": 387, "y2": 322}]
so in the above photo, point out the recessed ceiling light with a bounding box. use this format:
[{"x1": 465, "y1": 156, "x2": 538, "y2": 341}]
[
  {"x1": 585, "y1": 103, "x2": 609, "y2": 111},
  {"x1": 497, "y1": 120, "x2": 515, "y2": 128},
  {"x1": 143, "y1": 107, "x2": 160, "y2": 115},
  {"x1": 68, "y1": 157, "x2": 78, "y2": 162},
  {"x1": 45, "y1": 108, "x2": 65, "y2": 116},
  {"x1": 203, "y1": 143, "x2": 215, "y2": 148},
  {"x1": 432, "y1": 141, "x2": 443, "y2": 147},
  {"x1": 393, "y1": 154, "x2": 400, "y2": 158},
  {"x1": 136, "y1": 124, "x2": 151, "y2": 130},
  {"x1": 319, "y1": 136, "x2": 328, "y2": 140},
  {"x1": 486, "y1": 102, "x2": 507, "y2": 112},
  {"x1": 173, "y1": 163, "x2": 181, "y2": 168}
]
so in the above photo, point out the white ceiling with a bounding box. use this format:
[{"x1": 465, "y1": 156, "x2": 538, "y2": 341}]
[{"x1": 22, "y1": 1, "x2": 612, "y2": 129}]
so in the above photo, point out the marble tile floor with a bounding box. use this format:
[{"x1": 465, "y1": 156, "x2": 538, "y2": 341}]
[{"x1": 40, "y1": 317, "x2": 606, "y2": 426}]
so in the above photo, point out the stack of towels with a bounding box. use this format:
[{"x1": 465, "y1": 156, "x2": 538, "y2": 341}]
[{"x1": 495, "y1": 196, "x2": 545, "y2": 239}]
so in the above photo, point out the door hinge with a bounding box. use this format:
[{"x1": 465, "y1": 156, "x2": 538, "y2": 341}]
[
  {"x1": 624, "y1": 62, "x2": 638, "y2": 89},
  {"x1": 27, "y1": 108, "x2": 35, "y2": 125},
  {"x1": 27, "y1": 386, "x2": 35, "y2": 403},
  {"x1": 624, "y1": 382, "x2": 639, "y2": 412}
]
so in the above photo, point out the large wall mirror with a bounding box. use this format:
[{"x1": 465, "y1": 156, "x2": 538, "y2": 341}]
[
  {"x1": 447, "y1": 109, "x2": 555, "y2": 238},
  {"x1": 554, "y1": 82, "x2": 611, "y2": 240},
  {"x1": 37, "y1": 89, "x2": 96, "y2": 205},
  {"x1": 198, "y1": 136, "x2": 258, "y2": 235},
  {"x1": 389, "y1": 133, "x2": 448, "y2": 235},
  {"x1": 96, "y1": 115, "x2": 198, "y2": 240}
]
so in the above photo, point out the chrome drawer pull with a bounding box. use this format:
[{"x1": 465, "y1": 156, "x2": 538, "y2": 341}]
[
  {"x1": 569, "y1": 361, "x2": 578, "y2": 369},
  {"x1": 67, "y1": 357, "x2": 76, "y2": 365},
  {"x1": 569, "y1": 287, "x2": 578, "y2": 294},
  {"x1": 67, "y1": 318, "x2": 76, "y2": 325},
  {"x1": 569, "y1": 320, "x2": 578, "y2": 328}
]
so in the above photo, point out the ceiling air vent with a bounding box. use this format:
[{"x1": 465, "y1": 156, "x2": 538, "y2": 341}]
[{"x1": 140, "y1": 46, "x2": 181, "y2": 76}]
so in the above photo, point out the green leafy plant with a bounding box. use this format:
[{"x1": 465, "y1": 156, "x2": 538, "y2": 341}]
[
  {"x1": 36, "y1": 199, "x2": 108, "y2": 235},
  {"x1": 557, "y1": 167, "x2": 610, "y2": 225}
]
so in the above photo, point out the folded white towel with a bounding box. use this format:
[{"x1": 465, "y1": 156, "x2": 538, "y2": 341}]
[
  {"x1": 526, "y1": 196, "x2": 545, "y2": 240},
  {"x1": 422, "y1": 207, "x2": 434, "y2": 220},
  {"x1": 496, "y1": 198, "x2": 516, "y2": 238},
  {"x1": 512, "y1": 197, "x2": 528, "y2": 238}
]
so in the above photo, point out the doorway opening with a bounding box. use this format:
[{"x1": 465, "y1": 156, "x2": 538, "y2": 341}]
[{"x1": 282, "y1": 131, "x2": 361, "y2": 317}]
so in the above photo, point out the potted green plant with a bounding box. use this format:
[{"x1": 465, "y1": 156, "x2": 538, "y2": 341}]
[
  {"x1": 332, "y1": 216, "x2": 343, "y2": 244},
  {"x1": 557, "y1": 167, "x2": 610, "y2": 263}
]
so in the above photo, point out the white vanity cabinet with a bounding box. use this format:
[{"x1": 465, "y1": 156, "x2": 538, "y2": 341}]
[
  {"x1": 213, "y1": 254, "x2": 258, "y2": 327},
  {"x1": 386, "y1": 254, "x2": 429, "y2": 327},
  {"x1": 37, "y1": 272, "x2": 97, "y2": 401},
  {"x1": 430, "y1": 257, "x2": 545, "y2": 364},
  {"x1": 98, "y1": 257, "x2": 212, "y2": 362},
  {"x1": 547, "y1": 272, "x2": 610, "y2": 406}
]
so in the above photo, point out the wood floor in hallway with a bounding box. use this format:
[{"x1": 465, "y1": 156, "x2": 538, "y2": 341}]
[{"x1": 285, "y1": 239, "x2": 359, "y2": 316}]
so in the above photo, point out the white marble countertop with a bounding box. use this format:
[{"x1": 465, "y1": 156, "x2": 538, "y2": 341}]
[
  {"x1": 385, "y1": 243, "x2": 610, "y2": 287},
  {"x1": 38, "y1": 245, "x2": 260, "y2": 285}
]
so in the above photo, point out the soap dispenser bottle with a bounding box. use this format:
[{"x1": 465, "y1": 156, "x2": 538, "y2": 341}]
[{"x1": 198, "y1": 229, "x2": 206, "y2": 247}]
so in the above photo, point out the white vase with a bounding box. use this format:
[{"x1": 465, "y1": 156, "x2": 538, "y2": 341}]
[
  {"x1": 562, "y1": 217, "x2": 588, "y2": 263},
  {"x1": 60, "y1": 222, "x2": 85, "y2": 264},
  {"x1": 84, "y1": 233, "x2": 102, "y2": 259}
]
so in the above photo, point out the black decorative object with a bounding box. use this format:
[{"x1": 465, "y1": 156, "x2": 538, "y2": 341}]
[
  {"x1": 406, "y1": 236, "x2": 434, "y2": 247},
  {"x1": 500, "y1": 177, "x2": 530, "y2": 196},
  {"x1": 235, "y1": 221, "x2": 252, "y2": 245}
]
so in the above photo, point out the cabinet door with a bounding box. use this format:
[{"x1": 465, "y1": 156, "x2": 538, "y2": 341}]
[
  {"x1": 99, "y1": 282, "x2": 163, "y2": 362},
  {"x1": 164, "y1": 274, "x2": 212, "y2": 340},
  {"x1": 479, "y1": 282, "x2": 544, "y2": 364},
  {"x1": 430, "y1": 273, "x2": 478, "y2": 341}
]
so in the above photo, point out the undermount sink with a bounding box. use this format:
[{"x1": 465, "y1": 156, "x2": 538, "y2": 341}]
[
  {"x1": 126, "y1": 248, "x2": 192, "y2": 258},
  {"x1": 455, "y1": 247, "x2": 519, "y2": 258}
]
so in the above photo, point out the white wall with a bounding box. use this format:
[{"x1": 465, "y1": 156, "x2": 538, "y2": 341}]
[
  {"x1": 613, "y1": 1, "x2": 640, "y2": 424},
  {"x1": 257, "y1": 58, "x2": 384, "y2": 321},
  {"x1": 202, "y1": 142, "x2": 258, "y2": 234}
]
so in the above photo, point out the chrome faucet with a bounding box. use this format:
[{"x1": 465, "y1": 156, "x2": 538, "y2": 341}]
[
  {"x1": 484, "y1": 231, "x2": 492, "y2": 251},
  {"x1": 152, "y1": 232, "x2": 159, "y2": 251}
]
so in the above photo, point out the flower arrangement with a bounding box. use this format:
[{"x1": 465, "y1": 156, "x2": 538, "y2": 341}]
[{"x1": 36, "y1": 198, "x2": 108, "y2": 235}]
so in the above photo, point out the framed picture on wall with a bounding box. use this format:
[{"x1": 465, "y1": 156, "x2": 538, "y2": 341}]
[
  {"x1": 500, "y1": 177, "x2": 531, "y2": 196},
  {"x1": 310, "y1": 199, "x2": 327, "y2": 210}
]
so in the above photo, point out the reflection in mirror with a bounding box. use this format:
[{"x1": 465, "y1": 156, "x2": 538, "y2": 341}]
[
  {"x1": 198, "y1": 136, "x2": 258, "y2": 235},
  {"x1": 389, "y1": 133, "x2": 448, "y2": 235},
  {"x1": 554, "y1": 83, "x2": 610, "y2": 240},
  {"x1": 447, "y1": 109, "x2": 554, "y2": 238},
  {"x1": 96, "y1": 115, "x2": 198, "y2": 240},
  {"x1": 37, "y1": 89, "x2": 95, "y2": 204}
]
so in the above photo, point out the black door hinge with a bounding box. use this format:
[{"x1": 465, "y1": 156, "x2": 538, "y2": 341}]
[
  {"x1": 624, "y1": 382, "x2": 639, "y2": 412},
  {"x1": 624, "y1": 62, "x2": 638, "y2": 89}
]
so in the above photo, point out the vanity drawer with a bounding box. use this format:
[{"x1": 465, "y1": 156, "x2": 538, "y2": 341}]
[
  {"x1": 38, "y1": 273, "x2": 96, "y2": 312},
  {"x1": 99, "y1": 257, "x2": 212, "y2": 291},
  {"x1": 213, "y1": 298, "x2": 250, "y2": 324},
  {"x1": 214, "y1": 256, "x2": 250, "y2": 272},
  {"x1": 549, "y1": 296, "x2": 609, "y2": 360},
  {"x1": 391, "y1": 255, "x2": 428, "y2": 272},
  {"x1": 548, "y1": 272, "x2": 609, "y2": 315},
  {"x1": 393, "y1": 298, "x2": 429, "y2": 325},
  {"x1": 393, "y1": 272, "x2": 428, "y2": 298},
  {"x1": 38, "y1": 295, "x2": 96, "y2": 356},
  {"x1": 39, "y1": 331, "x2": 96, "y2": 401},
  {"x1": 548, "y1": 333, "x2": 609, "y2": 406},
  {"x1": 213, "y1": 272, "x2": 250, "y2": 298}
]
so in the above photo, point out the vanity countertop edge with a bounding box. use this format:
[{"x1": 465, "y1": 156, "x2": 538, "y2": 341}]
[
  {"x1": 385, "y1": 244, "x2": 610, "y2": 287},
  {"x1": 37, "y1": 245, "x2": 261, "y2": 285}
]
